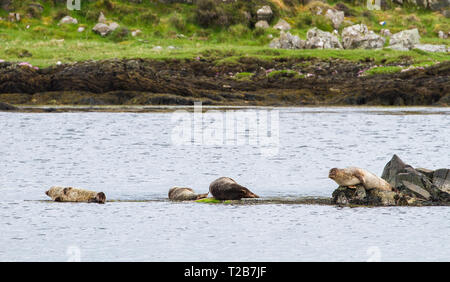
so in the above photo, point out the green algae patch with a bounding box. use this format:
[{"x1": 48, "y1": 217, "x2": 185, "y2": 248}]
[{"x1": 195, "y1": 198, "x2": 232, "y2": 204}]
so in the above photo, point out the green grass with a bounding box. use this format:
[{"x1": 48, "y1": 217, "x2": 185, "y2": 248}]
[
  {"x1": 0, "y1": 0, "x2": 448, "y2": 67},
  {"x1": 364, "y1": 65, "x2": 403, "y2": 75}
]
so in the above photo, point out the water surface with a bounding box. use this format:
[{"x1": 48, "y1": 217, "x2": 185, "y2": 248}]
[{"x1": 0, "y1": 107, "x2": 449, "y2": 261}]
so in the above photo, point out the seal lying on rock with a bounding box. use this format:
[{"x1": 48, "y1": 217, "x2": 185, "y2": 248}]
[
  {"x1": 329, "y1": 167, "x2": 393, "y2": 191},
  {"x1": 168, "y1": 187, "x2": 208, "y2": 201},
  {"x1": 209, "y1": 177, "x2": 259, "y2": 200},
  {"x1": 45, "y1": 187, "x2": 106, "y2": 204}
]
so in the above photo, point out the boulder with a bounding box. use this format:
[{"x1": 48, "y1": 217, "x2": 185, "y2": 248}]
[
  {"x1": 413, "y1": 44, "x2": 449, "y2": 53},
  {"x1": 381, "y1": 154, "x2": 412, "y2": 184},
  {"x1": 92, "y1": 22, "x2": 120, "y2": 36},
  {"x1": 273, "y1": 19, "x2": 291, "y2": 31},
  {"x1": 255, "y1": 20, "x2": 270, "y2": 29},
  {"x1": 269, "y1": 31, "x2": 306, "y2": 49},
  {"x1": 433, "y1": 169, "x2": 450, "y2": 194},
  {"x1": 389, "y1": 28, "x2": 421, "y2": 50},
  {"x1": 325, "y1": 9, "x2": 344, "y2": 29},
  {"x1": 341, "y1": 24, "x2": 385, "y2": 49},
  {"x1": 306, "y1": 27, "x2": 342, "y2": 49},
  {"x1": 257, "y1": 5, "x2": 272, "y2": 21},
  {"x1": 59, "y1": 16, "x2": 78, "y2": 25}
]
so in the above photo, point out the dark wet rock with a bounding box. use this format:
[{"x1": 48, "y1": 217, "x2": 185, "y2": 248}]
[
  {"x1": 0, "y1": 101, "x2": 17, "y2": 111},
  {"x1": 0, "y1": 59, "x2": 449, "y2": 106},
  {"x1": 332, "y1": 185, "x2": 403, "y2": 206},
  {"x1": 415, "y1": 168, "x2": 435, "y2": 179},
  {"x1": 381, "y1": 154, "x2": 411, "y2": 184}
]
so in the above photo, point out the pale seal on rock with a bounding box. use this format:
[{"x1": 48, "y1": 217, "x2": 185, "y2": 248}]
[
  {"x1": 329, "y1": 167, "x2": 393, "y2": 191},
  {"x1": 45, "y1": 186, "x2": 106, "y2": 204},
  {"x1": 168, "y1": 187, "x2": 208, "y2": 201},
  {"x1": 209, "y1": 177, "x2": 259, "y2": 200}
]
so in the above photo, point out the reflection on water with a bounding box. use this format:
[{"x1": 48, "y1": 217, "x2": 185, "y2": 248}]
[{"x1": 0, "y1": 107, "x2": 449, "y2": 261}]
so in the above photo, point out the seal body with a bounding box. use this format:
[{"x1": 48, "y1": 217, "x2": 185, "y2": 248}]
[
  {"x1": 168, "y1": 187, "x2": 208, "y2": 201},
  {"x1": 45, "y1": 187, "x2": 106, "y2": 204},
  {"x1": 209, "y1": 177, "x2": 259, "y2": 200},
  {"x1": 329, "y1": 167, "x2": 393, "y2": 191}
]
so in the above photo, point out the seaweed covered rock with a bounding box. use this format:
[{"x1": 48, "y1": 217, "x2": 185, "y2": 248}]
[
  {"x1": 331, "y1": 155, "x2": 450, "y2": 206},
  {"x1": 0, "y1": 101, "x2": 17, "y2": 111},
  {"x1": 331, "y1": 185, "x2": 409, "y2": 206}
]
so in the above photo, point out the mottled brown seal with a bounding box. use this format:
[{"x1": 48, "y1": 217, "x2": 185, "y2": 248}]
[
  {"x1": 209, "y1": 177, "x2": 259, "y2": 200},
  {"x1": 329, "y1": 167, "x2": 393, "y2": 191},
  {"x1": 168, "y1": 187, "x2": 208, "y2": 201},
  {"x1": 45, "y1": 186, "x2": 106, "y2": 204}
]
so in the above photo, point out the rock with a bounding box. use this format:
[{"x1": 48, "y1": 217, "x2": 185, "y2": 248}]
[
  {"x1": 381, "y1": 154, "x2": 412, "y2": 184},
  {"x1": 92, "y1": 22, "x2": 120, "y2": 37},
  {"x1": 273, "y1": 19, "x2": 291, "y2": 31},
  {"x1": 433, "y1": 169, "x2": 450, "y2": 194},
  {"x1": 98, "y1": 12, "x2": 107, "y2": 24},
  {"x1": 389, "y1": 28, "x2": 421, "y2": 51},
  {"x1": 401, "y1": 180, "x2": 432, "y2": 200},
  {"x1": 331, "y1": 185, "x2": 399, "y2": 206},
  {"x1": 152, "y1": 46, "x2": 163, "y2": 51},
  {"x1": 8, "y1": 12, "x2": 20, "y2": 22},
  {"x1": 77, "y1": 26, "x2": 85, "y2": 32},
  {"x1": 257, "y1": 5, "x2": 272, "y2": 21},
  {"x1": 59, "y1": 16, "x2": 78, "y2": 25},
  {"x1": 325, "y1": 9, "x2": 344, "y2": 29},
  {"x1": 416, "y1": 168, "x2": 435, "y2": 179},
  {"x1": 413, "y1": 44, "x2": 449, "y2": 53},
  {"x1": 131, "y1": 29, "x2": 142, "y2": 37},
  {"x1": 428, "y1": 0, "x2": 449, "y2": 11},
  {"x1": 269, "y1": 31, "x2": 306, "y2": 49},
  {"x1": 380, "y1": 29, "x2": 392, "y2": 37},
  {"x1": 255, "y1": 20, "x2": 269, "y2": 29},
  {"x1": 438, "y1": 30, "x2": 448, "y2": 39},
  {"x1": 306, "y1": 27, "x2": 342, "y2": 49},
  {"x1": 0, "y1": 102, "x2": 17, "y2": 111},
  {"x1": 341, "y1": 24, "x2": 385, "y2": 49},
  {"x1": 443, "y1": 9, "x2": 450, "y2": 18}
]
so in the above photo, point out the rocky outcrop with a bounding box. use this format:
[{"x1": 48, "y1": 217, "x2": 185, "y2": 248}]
[
  {"x1": 269, "y1": 31, "x2": 305, "y2": 49},
  {"x1": 389, "y1": 28, "x2": 421, "y2": 51},
  {"x1": 342, "y1": 24, "x2": 385, "y2": 49},
  {"x1": 332, "y1": 155, "x2": 450, "y2": 206},
  {"x1": 306, "y1": 27, "x2": 342, "y2": 49}
]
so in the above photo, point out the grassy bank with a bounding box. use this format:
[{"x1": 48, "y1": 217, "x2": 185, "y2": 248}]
[{"x1": 0, "y1": 0, "x2": 449, "y2": 67}]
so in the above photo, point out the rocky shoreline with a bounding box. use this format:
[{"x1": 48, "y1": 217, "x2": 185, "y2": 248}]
[{"x1": 0, "y1": 58, "x2": 449, "y2": 108}]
